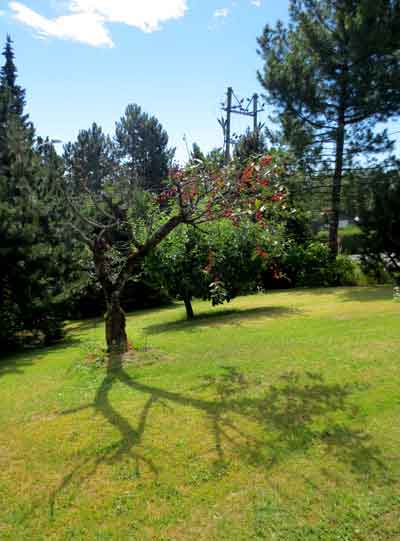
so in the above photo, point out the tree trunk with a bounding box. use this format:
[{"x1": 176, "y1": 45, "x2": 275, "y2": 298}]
[
  {"x1": 183, "y1": 295, "x2": 194, "y2": 320},
  {"x1": 329, "y1": 87, "x2": 346, "y2": 258},
  {"x1": 105, "y1": 295, "x2": 128, "y2": 353},
  {"x1": 329, "y1": 142, "x2": 344, "y2": 257}
]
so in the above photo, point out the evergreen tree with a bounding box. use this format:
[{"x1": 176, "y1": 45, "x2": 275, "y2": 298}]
[
  {"x1": 0, "y1": 35, "x2": 26, "y2": 118},
  {"x1": 258, "y1": 0, "x2": 400, "y2": 255},
  {"x1": 0, "y1": 37, "x2": 80, "y2": 349},
  {"x1": 115, "y1": 104, "x2": 175, "y2": 192},
  {"x1": 0, "y1": 120, "x2": 65, "y2": 347},
  {"x1": 234, "y1": 126, "x2": 268, "y2": 165},
  {"x1": 63, "y1": 123, "x2": 116, "y2": 193},
  {"x1": 190, "y1": 142, "x2": 205, "y2": 162},
  {"x1": 358, "y1": 163, "x2": 400, "y2": 283}
]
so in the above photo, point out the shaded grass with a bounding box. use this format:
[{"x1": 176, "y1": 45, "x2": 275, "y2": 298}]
[
  {"x1": 145, "y1": 305, "x2": 300, "y2": 334},
  {"x1": 0, "y1": 287, "x2": 399, "y2": 540}
]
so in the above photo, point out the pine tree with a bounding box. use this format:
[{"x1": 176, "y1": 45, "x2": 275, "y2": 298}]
[
  {"x1": 358, "y1": 163, "x2": 400, "y2": 283},
  {"x1": 0, "y1": 37, "x2": 79, "y2": 349},
  {"x1": 258, "y1": 0, "x2": 400, "y2": 255},
  {"x1": 234, "y1": 127, "x2": 268, "y2": 165},
  {"x1": 115, "y1": 104, "x2": 175, "y2": 192},
  {"x1": 63, "y1": 123, "x2": 116, "y2": 193},
  {"x1": 0, "y1": 35, "x2": 27, "y2": 119},
  {"x1": 190, "y1": 142, "x2": 205, "y2": 162}
]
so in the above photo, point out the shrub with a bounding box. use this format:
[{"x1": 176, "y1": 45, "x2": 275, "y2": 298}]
[
  {"x1": 0, "y1": 290, "x2": 22, "y2": 350},
  {"x1": 263, "y1": 241, "x2": 360, "y2": 289},
  {"x1": 360, "y1": 256, "x2": 394, "y2": 286},
  {"x1": 36, "y1": 314, "x2": 65, "y2": 346},
  {"x1": 333, "y1": 255, "x2": 361, "y2": 286}
]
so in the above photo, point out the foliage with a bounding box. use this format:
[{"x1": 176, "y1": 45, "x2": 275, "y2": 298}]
[
  {"x1": 190, "y1": 142, "x2": 205, "y2": 163},
  {"x1": 0, "y1": 38, "x2": 84, "y2": 349},
  {"x1": 65, "y1": 150, "x2": 286, "y2": 351},
  {"x1": 357, "y1": 165, "x2": 400, "y2": 284},
  {"x1": 0, "y1": 131, "x2": 84, "y2": 347},
  {"x1": 146, "y1": 220, "x2": 274, "y2": 319},
  {"x1": 258, "y1": 0, "x2": 400, "y2": 255},
  {"x1": 145, "y1": 225, "x2": 210, "y2": 319},
  {"x1": 190, "y1": 143, "x2": 225, "y2": 169},
  {"x1": 264, "y1": 241, "x2": 360, "y2": 289},
  {"x1": 115, "y1": 103, "x2": 175, "y2": 192},
  {"x1": 0, "y1": 35, "x2": 26, "y2": 120},
  {"x1": 63, "y1": 123, "x2": 116, "y2": 193},
  {"x1": 284, "y1": 208, "x2": 314, "y2": 245},
  {"x1": 233, "y1": 127, "x2": 268, "y2": 165}
]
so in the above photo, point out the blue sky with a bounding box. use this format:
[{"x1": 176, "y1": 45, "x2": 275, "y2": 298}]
[
  {"x1": 0, "y1": 0, "x2": 290, "y2": 161},
  {"x1": 0, "y1": 0, "x2": 398, "y2": 162}
]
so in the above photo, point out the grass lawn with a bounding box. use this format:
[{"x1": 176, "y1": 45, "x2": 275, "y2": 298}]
[{"x1": 1, "y1": 287, "x2": 399, "y2": 541}]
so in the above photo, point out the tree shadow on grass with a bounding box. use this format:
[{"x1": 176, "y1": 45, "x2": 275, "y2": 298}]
[
  {"x1": 144, "y1": 305, "x2": 301, "y2": 334},
  {"x1": 0, "y1": 335, "x2": 81, "y2": 379},
  {"x1": 48, "y1": 360, "x2": 390, "y2": 518},
  {"x1": 282, "y1": 286, "x2": 392, "y2": 302},
  {"x1": 0, "y1": 353, "x2": 33, "y2": 379},
  {"x1": 66, "y1": 304, "x2": 180, "y2": 334},
  {"x1": 65, "y1": 317, "x2": 104, "y2": 333},
  {"x1": 338, "y1": 286, "x2": 392, "y2": 303}
]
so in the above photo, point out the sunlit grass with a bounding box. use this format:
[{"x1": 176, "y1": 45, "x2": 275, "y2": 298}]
[{"x1": 0, "y1": 287, "x2": 399, "y2": 540}]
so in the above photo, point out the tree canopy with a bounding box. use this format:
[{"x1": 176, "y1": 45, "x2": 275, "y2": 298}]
[
  {"x1": 65, "y1": 152, "x2": 285, "y2": 352},
  {"x1": 0, "y1": 37, "x2": 83, "y2": 349},
  {"x1": 115, "y1": 104, "x2": 175, "y2": 192},
  {"x1": 258, "y1": 0, "x2": 400, "y2": 255},
  {"x1": 357, "y1": 163, "x2": 400, "y2": 283}
]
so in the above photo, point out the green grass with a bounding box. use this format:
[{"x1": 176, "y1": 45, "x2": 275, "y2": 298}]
[{"x1": 1, "y1": 287, "x2": 399, "y2": 541}]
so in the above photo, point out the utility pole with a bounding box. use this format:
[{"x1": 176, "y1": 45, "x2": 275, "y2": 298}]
[
  {"x1": 220, "y1": 87, "x2": 264, "y2": 163},
  {"x1": 253, "y1": 93, "x2": 258, "y2": 133},
  {"x1": 225, "y1": 87, "x2": 233, "y2": 163}
]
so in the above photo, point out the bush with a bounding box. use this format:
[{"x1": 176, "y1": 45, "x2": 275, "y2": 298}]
[
  {"x1": 0, "y1": 293, "x2": 22, "y2": 350},
  {"x1": 35, "y1": 314, "x2": 65, "y2": 345},
  {"x1": 333, "y1": 255, "x2": 362, "y2": 286},
  {"x1": 360, "y1": 256, "x2": 394, "y2": 286},
  {"x1": 263, "y1": 242, "x2": 361, "y2": 289}
]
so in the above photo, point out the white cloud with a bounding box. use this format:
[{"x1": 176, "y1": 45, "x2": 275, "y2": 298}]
[
  {"x1": 9, "y1": 0, "x2": 188, "y2": 47},
  {"x1": 10, "y1": 2, "x2": 113, "y2": 46},
  {"x1": 251, "y1": 0, "x2": 262, "y2": 6},
  {"x1": 214, "y1": 7, "x2": 230, "y2": 18}
]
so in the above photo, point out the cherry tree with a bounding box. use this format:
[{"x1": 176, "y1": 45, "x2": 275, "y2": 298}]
[{"x1": 66, "y1": 154, "x2": 285, "y2": 353}]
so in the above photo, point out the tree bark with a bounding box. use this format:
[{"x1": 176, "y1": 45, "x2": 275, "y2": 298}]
[
  {"x1": 105, "y1": 294, "x2": 128, "y2": 353},
  {"x1": 329, "y1": 67, "x2": 347, "y2": 258},
  {"x1": 183, "y1": 295, "x2": 194, "y2": 320},
  {"x1": 329, "y1": 122, "x2": 344, "y2": 257}
]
